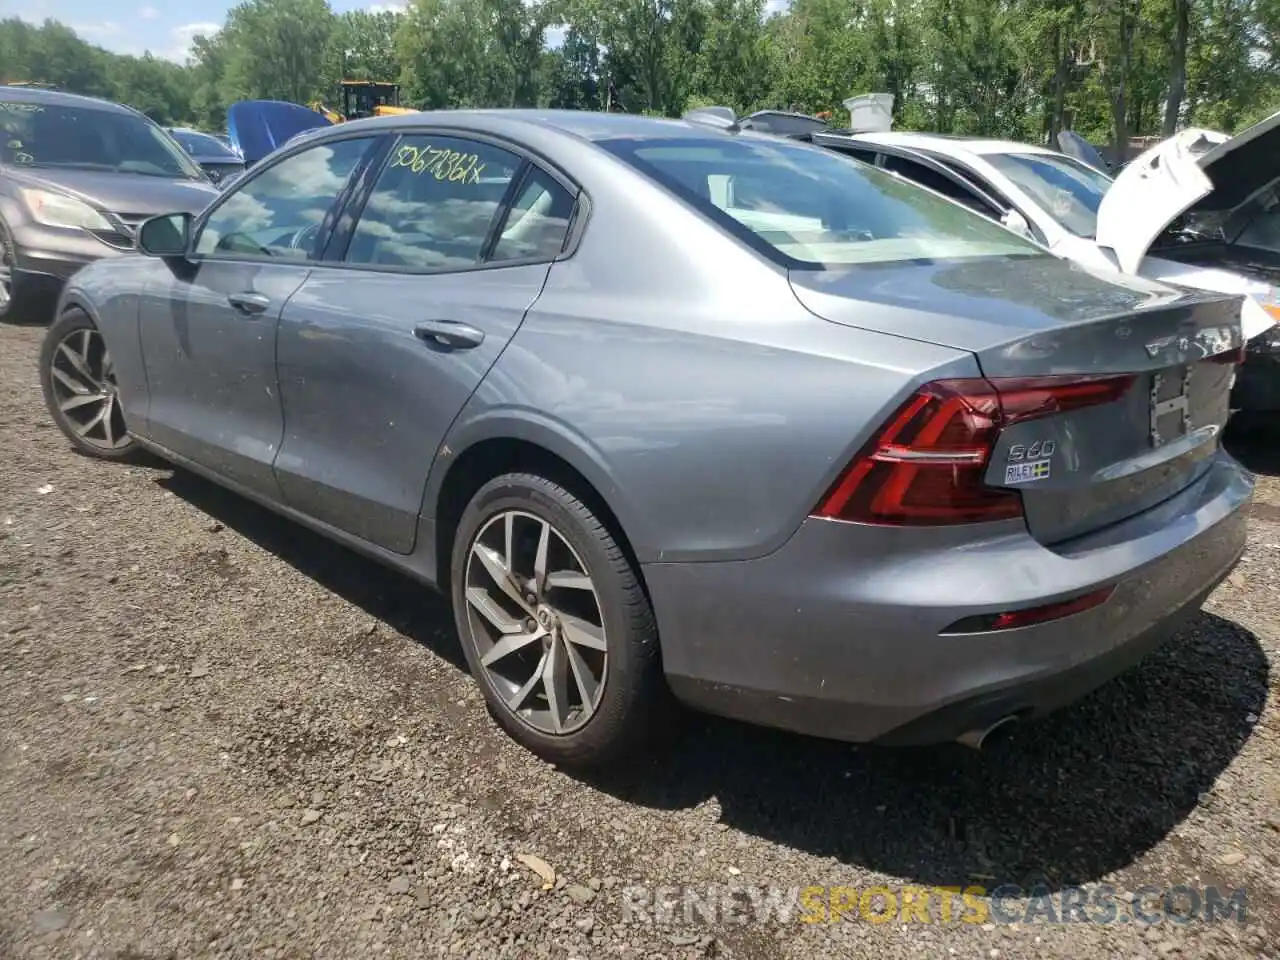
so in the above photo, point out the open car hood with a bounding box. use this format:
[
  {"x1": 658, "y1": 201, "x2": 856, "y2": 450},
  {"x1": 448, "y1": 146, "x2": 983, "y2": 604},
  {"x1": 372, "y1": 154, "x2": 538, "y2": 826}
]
[
  {"x1": 1096, "y1": 109, "x2": 1280, "y2": 275},
  {"x1": 226, "y1": 100, "x2": 333, "y2": 167}
]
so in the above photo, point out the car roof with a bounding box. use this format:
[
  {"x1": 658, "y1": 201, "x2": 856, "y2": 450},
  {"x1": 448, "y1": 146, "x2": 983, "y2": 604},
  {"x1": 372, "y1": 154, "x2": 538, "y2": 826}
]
[
  {"x1": 0, "y1": 83, "x2": 140, "y2": 116},
  {"x1": 328, "y1": 108, "x2": 754, "y2": 143},
  {"x1": 834, "y1": 129, "x2": 1059, "y2": 158}
]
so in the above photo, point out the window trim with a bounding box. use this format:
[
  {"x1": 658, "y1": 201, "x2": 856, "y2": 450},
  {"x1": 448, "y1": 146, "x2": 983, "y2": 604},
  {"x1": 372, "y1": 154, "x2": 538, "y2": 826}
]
[
  {"x1": 187, "y1": 130, "x2": 389, "y2": 267},
  {"x1": 322, "y1": 126, "x2": 589, "y2": 277}
]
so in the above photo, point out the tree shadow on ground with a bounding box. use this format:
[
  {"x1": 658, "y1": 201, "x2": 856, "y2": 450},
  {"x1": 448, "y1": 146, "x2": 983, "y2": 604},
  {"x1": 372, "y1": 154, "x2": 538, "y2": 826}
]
[{"x1": 156, "y1": 468, "x2": 1269, "y2": 892}]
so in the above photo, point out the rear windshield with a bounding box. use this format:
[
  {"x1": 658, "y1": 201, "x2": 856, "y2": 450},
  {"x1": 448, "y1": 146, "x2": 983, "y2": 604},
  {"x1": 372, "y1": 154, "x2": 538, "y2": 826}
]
[
  {"x1": 983, "y1": 152, "x2": 1112, "y2": 239},
  {"x1": 0, "y1": 100, "x2": 204, "y2": 179},
  {"x1": 598, "y1": 136, "x2": 1045, "y2": 269}
]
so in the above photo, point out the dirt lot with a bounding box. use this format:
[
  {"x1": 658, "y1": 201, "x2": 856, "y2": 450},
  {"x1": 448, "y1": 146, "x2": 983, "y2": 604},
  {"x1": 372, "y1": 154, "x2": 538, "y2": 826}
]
[{"x1": 1, "y1": 321, "x2": 1278, "y2": 960}]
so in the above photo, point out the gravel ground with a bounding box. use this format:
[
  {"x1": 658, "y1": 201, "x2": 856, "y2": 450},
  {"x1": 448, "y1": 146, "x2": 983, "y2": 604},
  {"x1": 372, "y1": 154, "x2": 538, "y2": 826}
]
[{"x1": 2, "y1": 320, "x2": 1278, "y2": 960}]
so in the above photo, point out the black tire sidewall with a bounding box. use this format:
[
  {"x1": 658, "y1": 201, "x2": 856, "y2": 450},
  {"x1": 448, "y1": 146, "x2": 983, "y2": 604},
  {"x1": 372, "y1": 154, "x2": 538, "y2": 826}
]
[
  {"x1": 39, "y1": 308, "x2": 140, "y2": 461},
  {"x1": 449, "y1": 472, "x2": 655, "y2": 764},
  {"x1": 0, "y1": 217, "x2": 17, "y2": 323}
]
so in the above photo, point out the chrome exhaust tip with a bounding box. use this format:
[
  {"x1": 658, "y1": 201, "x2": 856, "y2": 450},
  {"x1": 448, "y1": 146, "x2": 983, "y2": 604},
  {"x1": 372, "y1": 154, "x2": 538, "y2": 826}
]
[{"x1": 956, "y1": 714, "x2": 1019, "y2": 750}]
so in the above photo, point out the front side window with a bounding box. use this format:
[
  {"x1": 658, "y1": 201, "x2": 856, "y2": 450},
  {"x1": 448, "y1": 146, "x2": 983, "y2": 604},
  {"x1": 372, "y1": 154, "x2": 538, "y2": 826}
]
[
  {"x1": 344, "y1": 135, "x2": 521, "y2": 270},
  {"x1": 600, "y1": 136, "x2": 1044, "y2": 269},
  {"x1": 982, "y1": 152, "x2": 1113, "y2": 239},
  {"x1": 0, "y1": 100, "x2": 203, "y2": 179},
  {"x1": 881, "y1": 154, "x2": 997, "y2": 217},
  {"x1": 194, "y1": 137, "x2": 375, "y2": 261}
]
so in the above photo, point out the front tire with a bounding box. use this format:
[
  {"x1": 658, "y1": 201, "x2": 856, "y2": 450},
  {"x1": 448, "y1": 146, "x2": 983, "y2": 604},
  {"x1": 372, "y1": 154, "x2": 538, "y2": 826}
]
[
  {"x1": 39, "y1": 308, "x2": 141, "y2": 461},
  {"x1": 0, "y1": 217, "x2": 22, "y2": 324},
  {"x1": 450, "y1": 472, "x2": 672, "y2": 766}
]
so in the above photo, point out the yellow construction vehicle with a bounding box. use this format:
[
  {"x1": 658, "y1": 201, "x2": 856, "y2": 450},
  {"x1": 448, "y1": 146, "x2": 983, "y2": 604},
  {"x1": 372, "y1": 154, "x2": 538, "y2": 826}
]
[{"x1": 310, "y1": 81, "x2": 416, "y2": 124}]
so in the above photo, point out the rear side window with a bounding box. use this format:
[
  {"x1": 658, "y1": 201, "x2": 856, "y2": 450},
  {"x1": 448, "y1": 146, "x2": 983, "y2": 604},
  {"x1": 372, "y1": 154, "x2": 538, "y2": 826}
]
[
  {"x1": 344, "y1": 135, "x2": 520, "y2": 270},
  {"x1": 600, "y1": 136, "x2": 1044, "y2": 269},
  {"x1": 490, "y1": 167, "x2": 576, "y2": 263}
]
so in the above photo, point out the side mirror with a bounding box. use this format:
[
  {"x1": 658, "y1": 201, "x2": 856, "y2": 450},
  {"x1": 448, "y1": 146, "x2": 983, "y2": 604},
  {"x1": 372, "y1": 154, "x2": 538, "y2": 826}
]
[
  {"x1": 1001, "y1": 208, "x2": 1033, "y2": 239},
  {"x1": 136, "y1": 213, "x2": 192, "y2": 258}
]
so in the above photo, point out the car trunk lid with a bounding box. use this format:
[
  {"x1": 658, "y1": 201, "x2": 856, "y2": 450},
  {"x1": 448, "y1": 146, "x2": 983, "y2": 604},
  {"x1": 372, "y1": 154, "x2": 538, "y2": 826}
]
[{"x1": 789, "y1": 257, "x2": 1243, "y2": 544}]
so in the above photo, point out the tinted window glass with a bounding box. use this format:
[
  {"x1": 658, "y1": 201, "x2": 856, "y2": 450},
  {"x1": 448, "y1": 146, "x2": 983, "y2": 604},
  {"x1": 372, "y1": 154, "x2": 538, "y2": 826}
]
[
  {"x1": 881, "y1": 155, "x2": 998, "y2": 217},
  {"x1": 983, "y1": 152, "x2": 1112, "y2": 239},
  {"x1": 1234, "y1": 207, "x2": 1280, "y2": 252},
  {"x1": 345, "y1": 135, "x2": 520, "y2": 270},
  {"x1": 930, "y1": 157, "x2": 1004, "y2": 201},
  {"x1": 0, "y1": 100, "x2": 203, "y2": 178},
  {"x1": 195, "y1": 137, "x2": 374, "y2": 260},
  {"x1": 491, "y1": 168, "x2": 576, "y2": 263},
  {"x1": 169, "y1": 129, "x2": 240, "y2": 160},
  {"x1": 600, "y1": 136, "x2": 1044, "y2": 268}
]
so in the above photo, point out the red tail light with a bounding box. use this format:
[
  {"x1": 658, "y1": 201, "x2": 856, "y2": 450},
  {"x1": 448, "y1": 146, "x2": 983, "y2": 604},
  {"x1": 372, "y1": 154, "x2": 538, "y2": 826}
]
[{"x1": 812, "y1": 374, "x2": 1135, "y2": 525}]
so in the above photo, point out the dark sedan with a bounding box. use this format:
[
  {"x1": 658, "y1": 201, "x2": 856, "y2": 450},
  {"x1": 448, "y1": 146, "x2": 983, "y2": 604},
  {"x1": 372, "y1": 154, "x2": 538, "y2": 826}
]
[
  {"x1": 166, "y1": 126, "x2": 246, "y2": 186},
  {"x1": 0, "y1": 86, "x2": 219, "y2": 322}
]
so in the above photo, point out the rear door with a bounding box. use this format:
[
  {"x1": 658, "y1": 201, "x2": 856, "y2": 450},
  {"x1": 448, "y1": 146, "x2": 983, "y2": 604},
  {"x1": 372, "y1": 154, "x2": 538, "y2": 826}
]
[
  {"x1": 139, "y1": 133, "x2": 381, "y2": 497},
  {"x1": 272, "y1": 132, "x2": 581, "y2": 553}
]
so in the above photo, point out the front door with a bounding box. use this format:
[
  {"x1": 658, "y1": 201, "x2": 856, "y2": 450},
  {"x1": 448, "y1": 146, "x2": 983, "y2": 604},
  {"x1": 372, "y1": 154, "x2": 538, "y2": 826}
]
[
  {"x1": 138, "y1": 134, "x2": 381, "y2": 498},
  {"x1": 273, "y1": 134, "x2": 580, "y2": 553}
]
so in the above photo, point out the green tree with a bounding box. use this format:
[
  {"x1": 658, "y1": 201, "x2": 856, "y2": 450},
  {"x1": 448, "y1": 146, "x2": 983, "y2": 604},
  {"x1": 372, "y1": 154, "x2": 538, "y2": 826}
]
[{"x1": 219, "y1": 0, "x2": 338, "y2": 106}]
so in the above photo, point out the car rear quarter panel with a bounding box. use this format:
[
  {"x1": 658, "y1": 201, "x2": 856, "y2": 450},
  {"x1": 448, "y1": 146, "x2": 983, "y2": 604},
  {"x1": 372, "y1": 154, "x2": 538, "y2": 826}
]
[{"x1": 427, "y1": 137, "x2": 980, "y2": 563}]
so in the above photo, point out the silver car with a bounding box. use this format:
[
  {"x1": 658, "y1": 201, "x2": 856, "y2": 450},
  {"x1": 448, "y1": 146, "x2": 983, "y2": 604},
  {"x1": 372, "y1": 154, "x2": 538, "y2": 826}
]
[{"x1": 37, "y1": 110, "x2": 1253, "y2": 766}]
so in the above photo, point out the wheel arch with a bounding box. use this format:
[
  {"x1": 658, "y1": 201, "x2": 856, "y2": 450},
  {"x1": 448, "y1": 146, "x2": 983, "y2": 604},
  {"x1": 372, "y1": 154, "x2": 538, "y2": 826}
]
[{"x1": 426, "y1": 412, "x2": 654, "y2": 601}]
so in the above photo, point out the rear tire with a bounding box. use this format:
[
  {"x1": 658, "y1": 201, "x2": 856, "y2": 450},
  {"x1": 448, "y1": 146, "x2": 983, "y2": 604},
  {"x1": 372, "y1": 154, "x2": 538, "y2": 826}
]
[
  {"x1": 450, "y1": 472, "x2": 674, "y2": 767},
  {"x1": 39, "y1": 308, "x2": 141, "y2": 461}
]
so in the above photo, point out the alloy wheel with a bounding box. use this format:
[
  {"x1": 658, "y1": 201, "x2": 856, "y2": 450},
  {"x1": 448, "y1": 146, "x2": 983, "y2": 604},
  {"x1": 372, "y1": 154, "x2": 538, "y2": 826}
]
[
  {"x1": 463, "y1": 510, "x2": 608, "y2": 735},
  {"x1": 47, "y1": 327, "x2": 130, "y2": 450}
]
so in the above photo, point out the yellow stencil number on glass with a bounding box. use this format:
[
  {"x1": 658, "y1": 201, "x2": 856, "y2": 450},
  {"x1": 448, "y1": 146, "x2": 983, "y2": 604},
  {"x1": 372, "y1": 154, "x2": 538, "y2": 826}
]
[{"x1": 391, "y1": 144, "x2": 486, "y2": 184}]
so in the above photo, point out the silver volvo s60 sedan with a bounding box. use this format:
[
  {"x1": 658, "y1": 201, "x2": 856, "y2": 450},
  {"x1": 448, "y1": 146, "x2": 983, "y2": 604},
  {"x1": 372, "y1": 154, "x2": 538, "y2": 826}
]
[{"x1": 37, "y1": 109, "x2": 1254, "y2": 766}]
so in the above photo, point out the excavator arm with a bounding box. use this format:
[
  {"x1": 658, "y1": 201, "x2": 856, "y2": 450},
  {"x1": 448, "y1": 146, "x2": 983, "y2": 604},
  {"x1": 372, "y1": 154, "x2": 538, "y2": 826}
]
[{"x1": 307, "y1": 101, "x2": 343, "y2": 125}]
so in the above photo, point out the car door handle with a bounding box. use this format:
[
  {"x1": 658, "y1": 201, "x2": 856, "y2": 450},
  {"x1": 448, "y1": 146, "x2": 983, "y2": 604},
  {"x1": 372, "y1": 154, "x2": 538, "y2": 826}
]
[
  {"x1": 227, "y1": 292, "x2": 271, "y2": 315},
  {"x1": 414, "y1": 320, "x2": 485, "y2": 349}
]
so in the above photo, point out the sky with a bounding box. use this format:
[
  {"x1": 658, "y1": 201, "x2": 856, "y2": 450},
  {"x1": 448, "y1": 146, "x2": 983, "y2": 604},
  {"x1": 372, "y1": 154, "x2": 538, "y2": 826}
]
[
  {"x1": 0, "y1": 0, "x2": 791, "y2": 65},
  {"x1": 0, "y1": 0, "x2": 412, "y2": 64}
]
